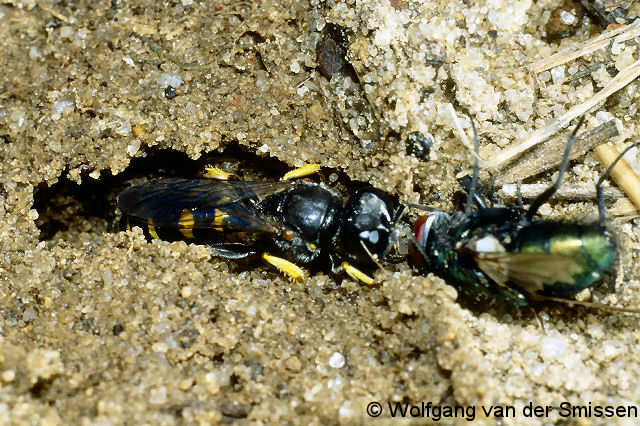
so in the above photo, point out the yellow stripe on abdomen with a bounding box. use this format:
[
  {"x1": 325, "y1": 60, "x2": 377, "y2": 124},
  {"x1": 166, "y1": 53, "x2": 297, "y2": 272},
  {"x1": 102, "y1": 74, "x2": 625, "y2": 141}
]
[{"x1": 178, "y1": 209, "x2": 195, "y2": 239}]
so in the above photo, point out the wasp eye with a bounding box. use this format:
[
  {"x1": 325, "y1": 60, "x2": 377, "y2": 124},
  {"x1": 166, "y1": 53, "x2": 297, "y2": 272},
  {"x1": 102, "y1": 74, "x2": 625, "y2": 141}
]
[{"x1": 360, "y1": 230, "x2": 380, "y2": 244}]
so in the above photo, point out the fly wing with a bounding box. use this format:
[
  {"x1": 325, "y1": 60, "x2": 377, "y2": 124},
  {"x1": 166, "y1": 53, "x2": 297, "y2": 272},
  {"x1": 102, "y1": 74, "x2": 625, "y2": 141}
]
[
  {"x1": 118, "y1": 178, "x2": 292, "y2": 232},
  {"x1": 475, "y1": 252, "x2": 584, "y2": 296}
]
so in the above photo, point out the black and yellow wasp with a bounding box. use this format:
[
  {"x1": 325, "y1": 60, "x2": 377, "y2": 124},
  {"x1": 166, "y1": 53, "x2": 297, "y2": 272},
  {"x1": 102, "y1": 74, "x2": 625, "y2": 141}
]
[
  {"x1": 118, "y1": 165, "x2": 404, "y2": 284},
  {"x1": 409, "y1": 115, "x2": 640, "y2": 313}
]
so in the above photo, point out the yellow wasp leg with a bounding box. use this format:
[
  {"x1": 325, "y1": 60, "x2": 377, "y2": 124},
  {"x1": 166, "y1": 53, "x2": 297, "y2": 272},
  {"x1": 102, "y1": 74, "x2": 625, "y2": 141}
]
[
  {"x1": 262, "y1": 253, "x2": 306, "y2": 281},
  {"x1": 203, "y1": 165, "x2": 233, "y2": 180},
  {"x1": 342, "y1": 262, "x2": 375, "y2": 285},
  {"x1": 282, "y1": 164, "x2": 321, "y2": 180},
  {"x1": 147, "y1": 218, "x2": 160, "y2": 239}
]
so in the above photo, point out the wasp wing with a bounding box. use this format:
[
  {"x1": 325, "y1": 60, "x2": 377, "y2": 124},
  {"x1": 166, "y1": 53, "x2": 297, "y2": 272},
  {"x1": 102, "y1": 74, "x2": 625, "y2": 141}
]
[
  {"x1": 118, "y1": 178, "x2": 292, "y2": 232},
  {"x1": 475, "y1": 252, "x2": 584, "y2": 296}
]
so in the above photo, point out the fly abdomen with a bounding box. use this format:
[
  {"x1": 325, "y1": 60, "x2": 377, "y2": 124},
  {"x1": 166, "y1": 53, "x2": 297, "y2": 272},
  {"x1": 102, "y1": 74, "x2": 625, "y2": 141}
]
[{"x1": 513, "y1": 223, "x2": 617, "y2": 297}]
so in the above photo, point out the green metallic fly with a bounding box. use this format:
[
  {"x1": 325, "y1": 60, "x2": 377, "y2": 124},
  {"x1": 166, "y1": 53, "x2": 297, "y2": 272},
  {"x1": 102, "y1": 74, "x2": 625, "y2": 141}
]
[{"x1": 409, "y1": 115, "x2": 640, "y2": 313}]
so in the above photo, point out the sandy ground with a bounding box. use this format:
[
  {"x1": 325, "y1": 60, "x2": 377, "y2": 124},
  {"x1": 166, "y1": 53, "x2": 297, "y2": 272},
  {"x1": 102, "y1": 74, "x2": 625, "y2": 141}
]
[{"x1": 1, "y1": 0, "x2": 640, "y2": 424}]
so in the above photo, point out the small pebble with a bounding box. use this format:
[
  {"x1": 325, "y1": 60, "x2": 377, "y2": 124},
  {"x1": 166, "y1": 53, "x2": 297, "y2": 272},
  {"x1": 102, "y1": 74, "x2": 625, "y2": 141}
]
[
  {"x1": 149, "y1": 386, "x2": 167, "y2": 405},
  {"x1": 1, "y1": 370, "x2": 15, "y2": 383},
  {"x1": 164, "y1": 86, "x2": 177, "y2": 99},
  {"x1": 328, "y1": 351, "x2": 345, "y2": 369},
  {"x1": 158, "y1": 73, "x2": 183, "y2": 88},
  {"x1": 550, "y1": 66, "x2": 566, "y2": 85}
]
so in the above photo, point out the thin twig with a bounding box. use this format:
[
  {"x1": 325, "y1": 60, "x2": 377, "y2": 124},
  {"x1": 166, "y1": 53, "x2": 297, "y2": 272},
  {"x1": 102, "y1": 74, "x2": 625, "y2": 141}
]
[
  {"x1": 594, "y1": 144, "x2": 640, "y2": 211},
  {"x1": 499, "y1": 183, "x2": 625, "y2": 201},
  {"x1": 530, "y1": 20, "x2": 640, "y2": 73},
  {"x1": 495, "y1": 120, "x2": 619, "y2": 184},
  {"x1": 486, "y1": 60, "x2": 640, "y2": 171},
  {"x1": 37, "y1": 3, "x2": 70, "y2": 23}
]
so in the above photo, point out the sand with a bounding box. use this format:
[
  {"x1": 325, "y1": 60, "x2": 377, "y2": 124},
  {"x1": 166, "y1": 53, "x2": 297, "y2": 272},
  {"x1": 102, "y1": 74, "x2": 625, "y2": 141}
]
[{"x1": 1, "y1": 0, "x2": 639, "y2": 424}]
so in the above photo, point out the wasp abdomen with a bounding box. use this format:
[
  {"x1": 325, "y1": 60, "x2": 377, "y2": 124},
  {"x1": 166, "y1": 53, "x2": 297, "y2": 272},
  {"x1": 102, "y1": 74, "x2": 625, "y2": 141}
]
[{"x1": 514, "y1": 223, "x2": 616, "y2": 297}]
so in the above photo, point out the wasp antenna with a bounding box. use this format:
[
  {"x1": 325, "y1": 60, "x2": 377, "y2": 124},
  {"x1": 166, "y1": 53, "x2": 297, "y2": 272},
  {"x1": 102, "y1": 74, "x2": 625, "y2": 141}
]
[
  {"x1": 405, "y1": 203, "x2": 438, "y2": 213},
  {"x1": 527, "y1": 116, "x2": 586, "y2": 221},
  {"x1": 540, "y1": 295, "x2": 640, "y2": 315},
  {"x1": 596, "y1": 142, "x2": 640, "y2": 226},
  {"x1": 464, "y1": 110, "x2": 480, "y2": 217},
  {"x1": 360, "y1": 240, "x2": 385, "y2": 271}
]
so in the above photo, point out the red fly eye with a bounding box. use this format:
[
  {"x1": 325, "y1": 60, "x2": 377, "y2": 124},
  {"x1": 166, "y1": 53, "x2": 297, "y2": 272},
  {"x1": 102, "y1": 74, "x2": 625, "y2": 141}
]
[
  {"x1": 409, "y1": 215, "x2": 429, "y2": 268},
  {"x1": 414, "y1": 216, "x2": 429, "y2": 243}
]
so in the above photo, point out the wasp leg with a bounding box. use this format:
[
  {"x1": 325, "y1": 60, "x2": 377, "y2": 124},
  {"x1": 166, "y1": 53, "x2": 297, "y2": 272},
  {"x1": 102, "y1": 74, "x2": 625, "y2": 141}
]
[
  {"x1": 262, "y1": 253, "x2": 306, "y2": 281},
  {"x1": 281, "y1": 164, "x2": 321, "y2": 180},
  {"x1": 202, "y1": 165, "x2": 235, "y2": 180},
  {"x1": 208, "y1": 243, "x2": 258, "y2": 259},
  {"x1": 341, "y1": 261, "x2": 375, "y2": 285},
  {"x1": 386, "y1": 255, "x2": 407, "y2": 264},
  {"x1": 147, "y1": 218, "x2": 160, "y2": 239},
  {"x1": 121, "y1": 215, "x2": 132, "y2": 232}
]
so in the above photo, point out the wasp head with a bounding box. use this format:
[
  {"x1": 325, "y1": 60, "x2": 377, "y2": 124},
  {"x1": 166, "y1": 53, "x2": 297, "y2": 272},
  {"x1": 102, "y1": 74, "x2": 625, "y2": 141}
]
[{"x1": 341, "y1": 188, "x2": 400, "y2": 265}]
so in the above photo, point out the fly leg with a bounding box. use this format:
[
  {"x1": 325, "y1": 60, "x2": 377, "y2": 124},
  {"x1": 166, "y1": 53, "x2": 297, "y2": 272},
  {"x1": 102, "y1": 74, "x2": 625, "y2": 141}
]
[{"x1": 526, "y1": 116, "x2": 585, "y2": 221}]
